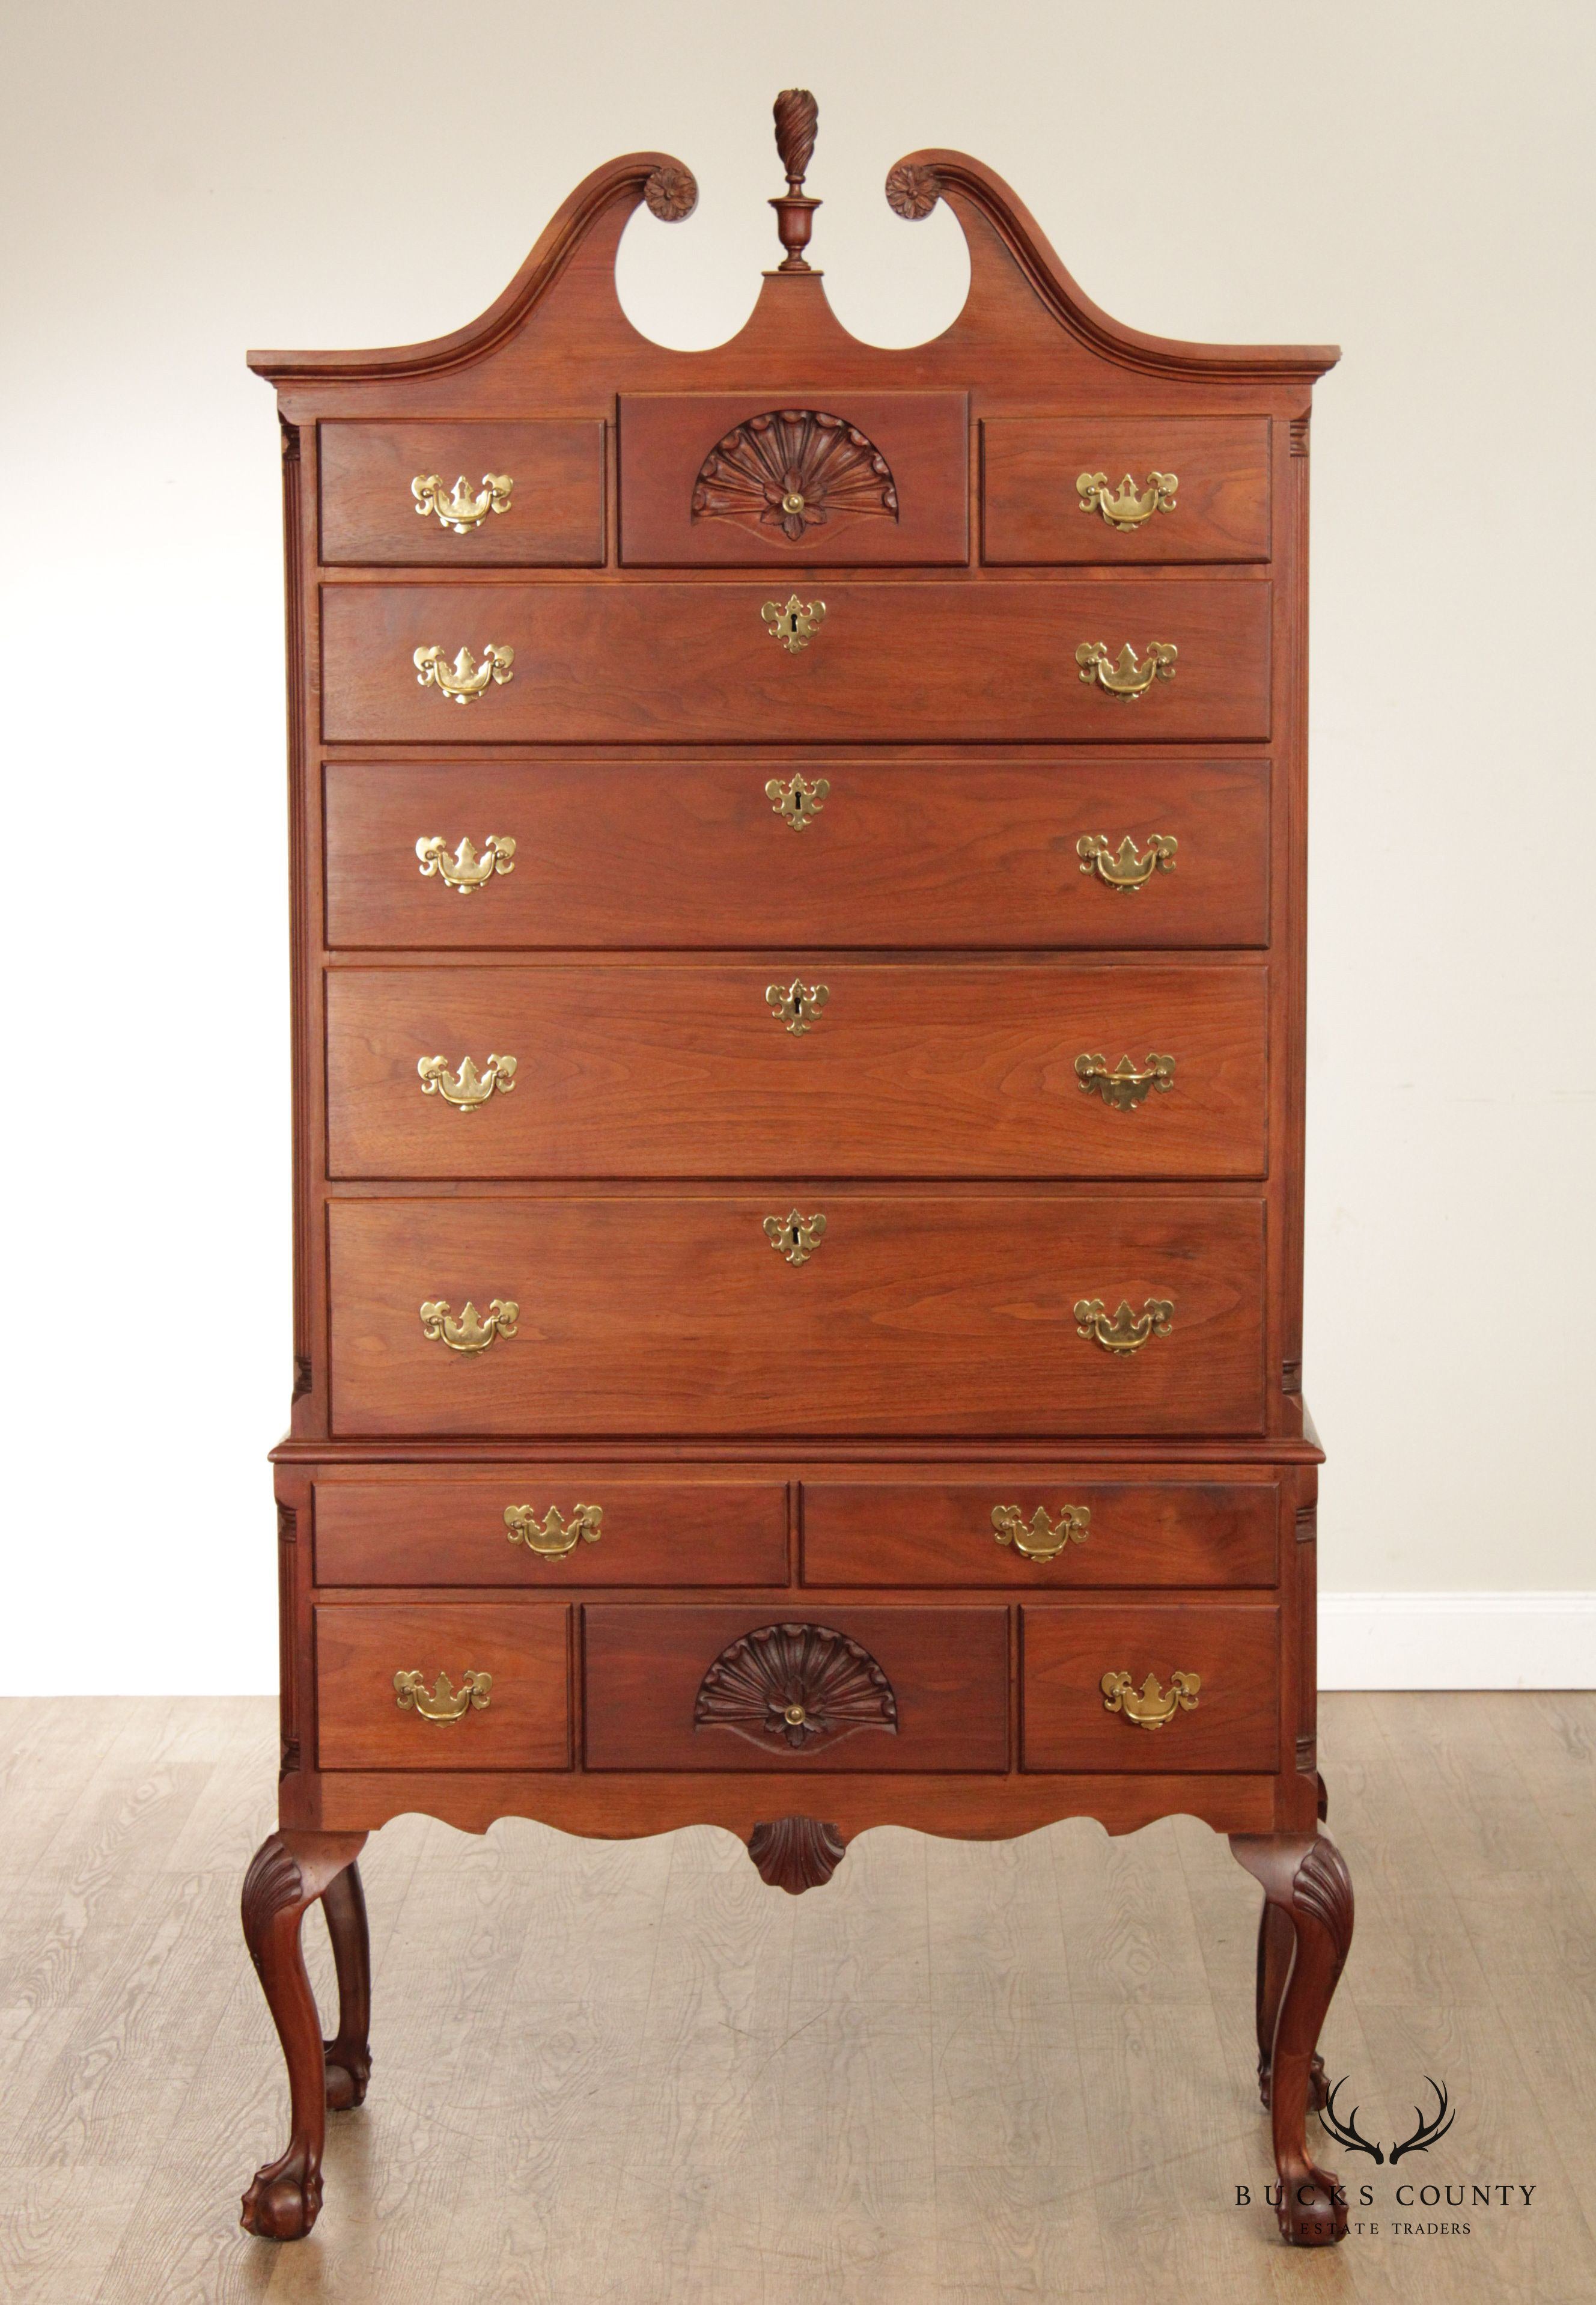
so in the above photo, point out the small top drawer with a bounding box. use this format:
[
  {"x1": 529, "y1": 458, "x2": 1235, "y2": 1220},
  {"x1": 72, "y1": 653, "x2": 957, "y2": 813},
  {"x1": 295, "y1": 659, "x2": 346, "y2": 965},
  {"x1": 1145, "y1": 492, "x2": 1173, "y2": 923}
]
[
  {"x1": 983, "y1": 419, "x2": 1270, "y2": 565},
  {"x1": 318, "y1": 421, "x2": 604, "y2": 566},
  {"x1": 619, "y1": 392, "x2": 968, "y2": 566}
]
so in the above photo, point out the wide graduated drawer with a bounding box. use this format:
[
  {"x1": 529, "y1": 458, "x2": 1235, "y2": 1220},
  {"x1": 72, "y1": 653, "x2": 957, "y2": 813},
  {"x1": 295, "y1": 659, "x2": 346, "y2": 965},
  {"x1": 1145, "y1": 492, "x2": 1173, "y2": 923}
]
[
  {"x1": 314, "y1": 1479, "x2": 789, "y2": 1587},
  {"x1": 321, "y1": 579, "x2": 1272, "y2": 744},
  {"x1": 1021, "y1": 1602, "x2": 1279, "y2": 1771},
  {"x1": 314, "y1": 1601, "x2": 571, "y2": 1769},
  {"x1": 982, "y1": 418, "x2": 1271, "y2": 565},
  {"x1": 618, "y1": 391, "x2": 969, "y2": 565},
  {"x1": 324, "y1": 757, "x2": 1272, "y2": 951},
  {"x1": 325, "y1": 962, "x2": 1269, "y2": 1180},
  {"x1": 318, "y1": 421, "x2": 605, "y2": 566},
  {"x1": 802, "y1": 1478, "x2": 1279, "y2": 1588},
  {"x1": 326, "y1": 1193, "x2": 1267, "y2": 1438},
  {"x1": 583, "y1": 1605, "x2": 1008, "y2": 1770}
]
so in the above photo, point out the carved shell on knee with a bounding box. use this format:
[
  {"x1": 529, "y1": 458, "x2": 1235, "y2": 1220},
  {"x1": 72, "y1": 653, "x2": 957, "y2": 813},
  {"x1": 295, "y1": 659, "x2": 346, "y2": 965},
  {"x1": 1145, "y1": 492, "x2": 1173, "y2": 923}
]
[
  {"x1": 693, "y1": 1621, "x2": 899, "y2": 1751},
  {"x1": 692, "y1": 410, "x2": 898, "y2": 543}
]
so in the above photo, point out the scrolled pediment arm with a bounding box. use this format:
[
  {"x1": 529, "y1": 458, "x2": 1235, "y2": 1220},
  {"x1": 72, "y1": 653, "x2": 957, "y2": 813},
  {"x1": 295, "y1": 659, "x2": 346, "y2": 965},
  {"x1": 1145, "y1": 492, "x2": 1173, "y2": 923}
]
[{"x1": 883, "y1": 144, "x2": 1339, "y2": 382}]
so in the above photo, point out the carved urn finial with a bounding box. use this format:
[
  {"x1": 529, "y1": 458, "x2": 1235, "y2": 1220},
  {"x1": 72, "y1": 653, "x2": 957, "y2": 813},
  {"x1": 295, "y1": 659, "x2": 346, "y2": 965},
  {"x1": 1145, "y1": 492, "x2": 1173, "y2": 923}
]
[{"x1": 770, "y1": 88, "x2": 820, "y2": 273}]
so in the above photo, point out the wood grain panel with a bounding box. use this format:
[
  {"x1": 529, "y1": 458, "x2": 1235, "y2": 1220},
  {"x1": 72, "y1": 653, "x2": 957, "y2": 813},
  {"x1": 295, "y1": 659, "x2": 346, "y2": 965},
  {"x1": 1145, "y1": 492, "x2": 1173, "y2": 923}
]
[
  {"x1": 314, "y1": 1479, "x2": 788, "y2": 1587},
  {"x1": 618, "y1": 391, "x2": 969, "y2": 564},
  {"x1": 318, "y1": 421, "x2": 603, "y2": 565},
  {"x1": 324, "y1": 756, "x2": 1272, "y2": 952},
  {"x1": 326, "y1": 1193, "x2": 1267, "y2": 1438},
  {"x1": 583, "y1": 1605, "x2": 1008, "y2": 1770},
  {"x1": 324, "y1": 962, "x2": 1270, "y2": 1180},
  {"x1": 320, "y1": 579, "x2": 1272, "y2": 745},
  {"x1": 802, "y1": 1479, "x2": 1278, "y2": 1588},
  {"x1": 314, "y1": 1601, "x2": 571, "y2": 1769},
  {"x1": 1021, "y1": 1602, "x2": 1279, "y2": 1771},
  {"x1": 983, "y1": 418, "x2": 1270, "y2": 564}
]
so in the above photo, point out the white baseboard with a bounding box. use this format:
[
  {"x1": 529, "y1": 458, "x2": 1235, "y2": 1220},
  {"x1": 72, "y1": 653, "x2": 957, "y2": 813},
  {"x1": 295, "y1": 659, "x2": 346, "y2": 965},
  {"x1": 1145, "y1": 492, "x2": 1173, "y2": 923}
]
[{"x1": 1318, "y1": 1592, "x2": 1596, "y2": 1690}]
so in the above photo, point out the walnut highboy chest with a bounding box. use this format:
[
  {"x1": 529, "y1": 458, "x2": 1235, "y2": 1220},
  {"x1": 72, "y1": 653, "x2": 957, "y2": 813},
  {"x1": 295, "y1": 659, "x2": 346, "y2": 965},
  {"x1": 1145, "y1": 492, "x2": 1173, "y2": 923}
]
[{"x1": 243, "y1": 94, "x2": 1351, "y2": 2247}]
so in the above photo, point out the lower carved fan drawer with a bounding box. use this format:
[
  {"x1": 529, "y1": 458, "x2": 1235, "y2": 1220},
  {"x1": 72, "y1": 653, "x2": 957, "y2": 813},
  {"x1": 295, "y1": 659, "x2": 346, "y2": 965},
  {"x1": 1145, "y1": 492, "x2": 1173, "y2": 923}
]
[
  {"x1": 802, "y1": 1478, "x2": 1279, "y2": 1587},
  {"x1": 327, "y1": 1194, "x2": 1267, "y2": 1437},
  {"x1": 326, "y1": 963, "x2": 1268, "y2": 1180},
  {"x1": 583, "y1": 1605, "x2": 1008, "y2": 1771},
  {"x1": 315, "y1": 1602, "x2": 571, "y2": 1770},
  {"x1": 1022, "y1": 1602, "x2": 1279, "y2": 1772},
  {"x1": 313, "y1": 1477, "x2": 788, "y2": 1587}
]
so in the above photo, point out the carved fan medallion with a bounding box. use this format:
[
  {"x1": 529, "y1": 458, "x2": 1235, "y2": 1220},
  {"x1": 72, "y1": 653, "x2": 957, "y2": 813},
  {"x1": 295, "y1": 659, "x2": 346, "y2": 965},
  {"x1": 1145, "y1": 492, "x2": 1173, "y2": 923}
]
[
  {"x1": 693, "y1": 409, "x2": 899, "y2": 543},
  {"x1": 693, "y1": 1621, "x2": 899, "y2": 1752}
]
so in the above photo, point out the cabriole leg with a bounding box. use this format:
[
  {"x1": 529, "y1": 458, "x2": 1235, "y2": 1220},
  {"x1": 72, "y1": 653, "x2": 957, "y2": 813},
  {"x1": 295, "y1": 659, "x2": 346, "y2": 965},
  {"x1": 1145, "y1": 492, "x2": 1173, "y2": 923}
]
[
  {"x1": 1230, "y1": 1828, "x2": 1354, "y2": 2246},
  {"x1": 320, "y1": 1857, "x2": 372, "y2": 2109},
  {"x1": 240, "y1": 1828, "x2": 367, "y2": 2240}
]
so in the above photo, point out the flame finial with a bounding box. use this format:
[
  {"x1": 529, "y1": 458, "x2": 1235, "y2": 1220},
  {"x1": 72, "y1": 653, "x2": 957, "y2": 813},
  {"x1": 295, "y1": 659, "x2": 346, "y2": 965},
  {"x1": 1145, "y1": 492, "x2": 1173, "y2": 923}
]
[{"x1": 770, "y1": 88, "x2": 820, "y2": 272}]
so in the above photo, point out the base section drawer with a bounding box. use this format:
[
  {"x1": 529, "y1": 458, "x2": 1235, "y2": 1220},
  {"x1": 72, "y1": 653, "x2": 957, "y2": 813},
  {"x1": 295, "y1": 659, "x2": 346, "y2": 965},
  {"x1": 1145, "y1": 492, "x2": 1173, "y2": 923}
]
[
  {"x1": 802, "y1": 1479, "x2": 1278, "y2": 1588},
  {"x1": 327, "y1": 1193, "x2": 1267, "y2": 1438},
  {"x1": 315, "y1": 1602, "x2": 571, "y2": 1770},
  {"x1": 583, "y1": 1605, "x2": 1008, "y2": 1771},
  {"x1": 1021, "y1": 1603, "x2": 1278, "y2": 1772},
  {"x1": 314, "y1": 1479, "x2": 788, "y2": 1587}
]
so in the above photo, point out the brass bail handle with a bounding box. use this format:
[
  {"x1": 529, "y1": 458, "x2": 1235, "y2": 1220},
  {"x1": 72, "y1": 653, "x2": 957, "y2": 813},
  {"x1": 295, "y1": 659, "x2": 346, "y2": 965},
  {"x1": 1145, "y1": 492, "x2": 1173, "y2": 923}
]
[{"x1": 991, "y1": 1504, "x2": 1091, "y2": 1562}]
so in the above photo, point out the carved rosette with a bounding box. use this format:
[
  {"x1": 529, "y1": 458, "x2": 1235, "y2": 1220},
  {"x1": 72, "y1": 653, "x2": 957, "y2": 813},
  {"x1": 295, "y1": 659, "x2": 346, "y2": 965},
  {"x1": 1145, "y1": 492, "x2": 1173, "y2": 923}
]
[
  {"x1": 644, "y1": 163, "x2": 697, "y2": 222},
  {"x1": 885, "y1": 161, "x2": 941, "y2": 220},
  {"x1": 694, "y1": 1622, "x2": 898, "y2": 1753},
  {"x1": 694, "y1": 409, "x2": 898, "y2": 543},
  {"x1": 748, "y1": 1817, "x2": 847, "y2": 1894}
]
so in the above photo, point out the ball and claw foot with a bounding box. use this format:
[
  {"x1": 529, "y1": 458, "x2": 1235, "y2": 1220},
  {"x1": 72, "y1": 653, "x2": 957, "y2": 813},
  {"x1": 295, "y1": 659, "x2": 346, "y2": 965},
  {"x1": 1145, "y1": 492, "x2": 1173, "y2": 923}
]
[
  {"x1": 240, "y1": 2154, "x2": 323, "y2": 2242},
  {"x1": 323, "y1": 2038, "x2": 371, "y2": 2111}
]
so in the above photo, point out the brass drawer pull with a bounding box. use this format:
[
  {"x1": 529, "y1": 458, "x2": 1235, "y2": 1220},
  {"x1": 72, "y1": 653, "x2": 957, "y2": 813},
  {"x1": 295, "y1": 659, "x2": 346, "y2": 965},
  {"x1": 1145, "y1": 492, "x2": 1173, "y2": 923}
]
[
  {"x1": 1075, "y1": 1052, "x2": 1175, "y2": 1110},
  {"x1": 764, "y1": 1209, "x2": 826, "y2": 1266},
  {"x1": 762, "y1": 594, "x2": 826, "y2": 653},
  {"x1": 394, "y1": 1667, "x2": 493, "y2": 1721},
  {"x1": 1077, "y1": 832, "x2": 1177, "y2": 891},
  {"x1": 418, "y1": 1298, "x2": 518, "y2": 1354},
  {"x1": 1076, "y1": 469, "x2": 1178, "y2": 530},
  {"x1": 1075, "y1": 640, "x2": 1177, "y2": 700},
  {"x1": 412, "y1": 472, "x2": 513, "y2": 532},
  {"x1": 1100, "y1": 1668, "x2": 1200, "y2": 1729},
  {"x1": 505, "y1": 1503, "x2": 603, "y2": 1558},
  {"x1": 992, "y1": 1503, "x2": 1091, "y2": 1561},
  {"x1": 766, "y1": 772, "x2": 829, "y2": 828},
  {"x1": 766, "y1": 978, "x2": 829, "y2": 1034},
  {"x1": 417, "y1": 1053, "x2": 517, "y2": 1110},
  {"x1": 416, "y1": 834, "x2": 517, "y2": 893},
  {"x1": 1074, "y1": 1296, "x2": 1174, "y2": 1355},
  {"x1": 413, "y1": 643, "x2": 514, "y2": 703}
]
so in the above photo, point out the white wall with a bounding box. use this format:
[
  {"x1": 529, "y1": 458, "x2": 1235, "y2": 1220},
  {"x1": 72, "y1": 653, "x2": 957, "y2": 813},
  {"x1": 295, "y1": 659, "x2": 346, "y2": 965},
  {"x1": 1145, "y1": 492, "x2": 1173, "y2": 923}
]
[{"x1": 4, "y1": 0, "x2": 1591, "y2": 1693}]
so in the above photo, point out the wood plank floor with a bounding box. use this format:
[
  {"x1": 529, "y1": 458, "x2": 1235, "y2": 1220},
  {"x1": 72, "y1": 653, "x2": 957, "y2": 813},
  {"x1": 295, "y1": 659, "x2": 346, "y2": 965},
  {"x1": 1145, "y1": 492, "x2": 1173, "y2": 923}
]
[{"x1": 1, "y1": 1694, "x2": 1592, "y2": 2301}]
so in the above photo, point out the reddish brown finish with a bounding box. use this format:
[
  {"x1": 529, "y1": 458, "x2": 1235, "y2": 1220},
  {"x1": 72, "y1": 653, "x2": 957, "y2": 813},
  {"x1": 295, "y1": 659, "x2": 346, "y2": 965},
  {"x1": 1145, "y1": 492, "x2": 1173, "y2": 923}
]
[
  {"x1": 239, "y1": 1831, "x2": 367, "y2": 2239},
  {"x1": 250, "y1": 96, "x2": 1343, "y2": 2247},
  {"x1": 324, "y1": 756, "x2": 1273, "y2": 953},
  {"x1": 801, "y1": 1478, "x2": 1278, "y2": 1588},
  {"x1": 314, "y1": 1602, "x2": 571, "y2": 1769},
  {"x1": 982, "y1": 418, "x2": 1270, "y2": 564},
  {"x1": 320, "y1": 579, "x2": 1272, "y2": 746},
  {"x1": 326, "y1": 1192, "x2": 1268, "y2": 1438},
  {"x1": 312, "y1": 1476, "x2": 788, "y2": 1587},
  {"x1": 618, "y1": 391, "x2": 969, "y2": 564},
  {"x1": 1231, "y1": 1831, "x2": 1354, "y2": 2242},
  {"x1": 583, "y1": 1605, "x2": 1008, "y2": 1770},
  {"x1": 325, "y1": 962, "x2": 1269, "y2": 1180},
  {"x1": 318, "y1": 1858, "x2": 372, "y2": 2111},
  {"x1": 1021, "y1": 1602, "x2": 1280, "y2": 1772},
  {"x1": 318, "y1": 421, "x2": 604, "y2": 566}
]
